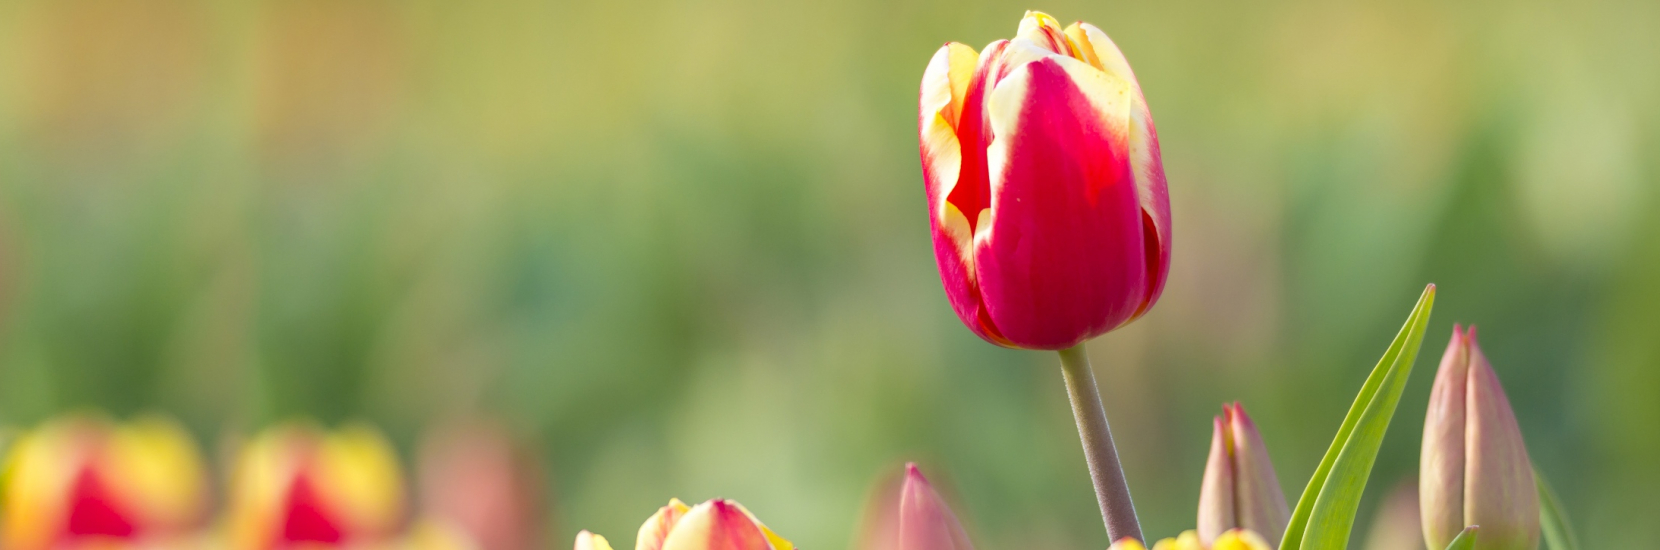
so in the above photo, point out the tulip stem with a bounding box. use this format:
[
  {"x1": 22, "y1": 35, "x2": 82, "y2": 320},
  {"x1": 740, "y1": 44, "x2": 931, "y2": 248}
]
[{"x1": 1057, "y1": 343, "x2": 1142, "y2": 545}]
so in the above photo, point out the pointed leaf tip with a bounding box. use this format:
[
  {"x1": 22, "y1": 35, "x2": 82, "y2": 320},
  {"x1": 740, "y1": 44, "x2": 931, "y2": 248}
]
[
  {"x1": 1281, "y1": 286, "x2": 1434, "y2": 550},
  {"x1": 1443, "y1": 526, "x2": 1478, "y2": 550}
]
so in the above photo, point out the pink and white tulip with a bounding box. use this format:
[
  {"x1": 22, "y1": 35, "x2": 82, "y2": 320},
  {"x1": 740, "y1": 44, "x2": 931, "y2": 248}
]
[
  {"x1": 1197, "y1": 403, "x2": 1290, "y2": 546},
  {"x1": 1420, "y1": 325, "x2": 1539, "y2": 550}
]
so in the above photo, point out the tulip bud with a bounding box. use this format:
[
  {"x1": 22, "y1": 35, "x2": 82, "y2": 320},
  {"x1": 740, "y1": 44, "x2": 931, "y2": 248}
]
[
  {"x1": 1197, "y1": 403, "x2": 1290, "y2": 546},
  {"x1": 226, "y1": 421, "x2": 406, "y2": 550},
  {"x1": 416, "y1": 418, "x2": 547, "y2": 550},
  {"x1": 637, "y1": 498, "x2": 692, "y2": 550},
  {"x1": 0, "y1": 414, "x2": 209, "y2": 550},
  {"x1": 1420, "y1": 325, "x2": 1539, "y2": 550},
  {"x1": 919, "y1": 11, "x2": 1170, "y2": 350},
  {"x1": 611, "y1": 498, "x2": 793, "y2": 550},
  {"x1": 855, "y1": 463, "x2": 974, "y2": 550}
]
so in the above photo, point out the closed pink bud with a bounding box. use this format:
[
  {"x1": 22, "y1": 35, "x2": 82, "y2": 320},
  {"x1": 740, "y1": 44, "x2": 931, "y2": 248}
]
[
  {"x1": 1420, "y1": 325, "x2": 1539, "y2": 550},
  {"x1": 1197, "y1": 403, "x2": 1289, "y2": 546},
  {"x1": 919, "y1": 11, "x2": 1170, "y2": 349},
  {"x1": 856, "y1": 464, "x2": 974, "y2": 550},
  {"x1": 416, "y1": 418, "x2": 547, "y2": 550}
]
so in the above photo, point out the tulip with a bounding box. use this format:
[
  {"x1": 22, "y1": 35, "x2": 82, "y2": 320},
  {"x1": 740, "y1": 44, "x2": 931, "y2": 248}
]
[
  {"x1": 1108, "y1": 530, "x2": 1272, "y2": 550},
  {"x1": 575, "y1": 531, "x2": 615, "y2": 550},
  {"x1": 226, "y1": 421, "x2": 406, "y2": 550},
  {"x1": 0, "y1": 414, "x2": 209, "y2": 550},
  {"x1": 855, "y1": 463, "x2": 974, "y2": 550},
  {"x1": 575, "y1": 497, "x2": 794, "y2": 550},
  {"x1": 1197, "y1": 403, "x2": 1290, "y2": 546},
  {"x1": 1420, "y1": 325, "x2": 1539, "y2": 550},
  {"x1": 416, "y1": 418, "x2": 547, "y2": 550},
  {"x1": 919, "y1": 10, "x2": 1169, "y2": 350},
  {"x1": 919, "y1": 11, "x2": 1168, "y2": 541}
]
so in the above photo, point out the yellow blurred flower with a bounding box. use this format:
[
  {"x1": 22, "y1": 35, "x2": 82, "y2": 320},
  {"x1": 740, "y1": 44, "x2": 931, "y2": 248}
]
[
  {"x1": 1111, "y1": 530, "x2": 1272, "y2": 550},
  {"x1": 226, "y1": 421, "x2": 405, "y2": 550},
  {"x1": 0, "y1": 413, "x2": 208, "y2": 550}
]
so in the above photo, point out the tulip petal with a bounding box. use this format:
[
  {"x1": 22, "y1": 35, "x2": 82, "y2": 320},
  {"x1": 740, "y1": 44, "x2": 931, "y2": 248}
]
[
  {"x1": 660, "y1": 499, "x2": 773, "y2": 550},
  {"x1": 1108, "y1": 537, "x2": 1148, "y2": 550},
  {"x1": 975, "y1": 47, "x2": 1144, "y2": 349},
  {"x1": 1197, "y1": 415, "x2": 1237, "y2": 544},
  {"x1": 1151, "y1": 531, "x2": 1204, "y2": 550},
  {"x1": 923, "y1": 39, "x2": 1012, "y2": 347},
  {"x1": 1212, "y1": 529, "x2": 1273, "y2": 550},
  {"x1": 577, "y1": 530, "x2": 617, "y2": 550},
  {"x1": 1420, "y1": 326, "x2": 1470, "y2": 550},
  {"x1": 1015, "y1": 11, "x2": 1077, "y2": 57},
  {"x1": 637, "y1": 499, "x2": 692, "y2": 550},
  {"x1": 1227, "y1": 404, "x2": 1290, "y2": 546},
  {"x1": 1065, "y1": 23, "x2": 1170, "y2": 320},
  {"x1": 898, "y1": 464, "x2": 974, "y2": 550},
  {"x1": 729, "y1": 501, "x2": 794, "y2": 550},
  {"x1": 1461, "y1": 332, "x2": 1539, "y2": 550}
]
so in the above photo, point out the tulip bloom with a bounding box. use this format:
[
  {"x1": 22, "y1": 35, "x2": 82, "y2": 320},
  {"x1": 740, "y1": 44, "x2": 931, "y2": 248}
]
[
  {"x1": 226, "y1": 422, "x2": 407, "y2": 550},
  {"x1": 1197, "y1": 403, "x2": 1290, "y2": 546},
  {"x1": 0, "y1": 414, "x2": 209, "y2": 550},
  {"x1": 415, "y1": 419, "x2": 546, "y2": 550},
  {"x1": 576, "y1": 498, "x2": 794, "y2": 550},
  {"x1": 855, "y1": 463, "x2": 974, "y2": 550},
  {"x1": 1420, "y1": 326, "x2": 1539, "y2": 550},
  {"x1": 919, "y1": 10, "x2": 1170, "y2": 350},
  {"x1": 1108, "y1": 530, "x2": 1272, "y2": 550}
]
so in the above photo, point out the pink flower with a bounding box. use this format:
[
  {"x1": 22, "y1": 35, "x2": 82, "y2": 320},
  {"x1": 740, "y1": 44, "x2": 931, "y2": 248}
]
[{"x1": 1420, "y1": 325, "x2": 1539, "y2": 550}]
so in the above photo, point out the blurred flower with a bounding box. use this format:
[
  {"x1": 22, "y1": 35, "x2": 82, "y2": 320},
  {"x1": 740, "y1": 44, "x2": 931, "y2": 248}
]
[
  {"x1": 1360, "y1": 479, "x2": 1424, "y2": 550},
  {"x1": 0, "y1": 413, "x2": 209, "y2": 550},
  {"x1": 573, "y1": 530, "x2": 613, "y2": 550},
  {"x1": 1109, "y1": 529, "x2": 1272, "y2": 550},
  {"x1": 226, "y1": 421, "x2": 406, "y2": 550},
  {"x1": 1197, "y1": 403, "x2": 1290, "y2": 546},
  {"x1": 918, "y1": 10, "x2": 1170, "y2": 349},
  {"x1": 577, "y1": 498, "x2": 793, "y2": 550},
  {"x1": 854, "y1": 463, "x2": 974, "y2": 550},
  {"x1": 414, "y1": 419, "x2": 546, "y2": 550},
  {"x1": 1420, "y1": 325, "x2": 1539, "y2": 550}
]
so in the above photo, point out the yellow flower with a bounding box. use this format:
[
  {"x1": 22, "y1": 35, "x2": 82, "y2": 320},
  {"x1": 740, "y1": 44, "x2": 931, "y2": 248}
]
[
  {"x1": 1111, "y1": 529, "x2": 1272, "y2": 550},
  {"x1": 0, "y1": 414, "x2": 208, "y2": 550},
  {"x1": 226, "y1": 421, "x2": 405, "y2": 550}
]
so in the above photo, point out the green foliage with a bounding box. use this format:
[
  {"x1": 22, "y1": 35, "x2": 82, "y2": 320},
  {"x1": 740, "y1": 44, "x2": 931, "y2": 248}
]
[
  {"x1": 1281, "y1": 285, "x2": 1435, "y2": 550},
  {"x1": 1443, "y1": 526, "x2": 1479, "y2": 550},
  {"x1": 1537, "y1": 470, "x2": 1580, "y2": 550}
]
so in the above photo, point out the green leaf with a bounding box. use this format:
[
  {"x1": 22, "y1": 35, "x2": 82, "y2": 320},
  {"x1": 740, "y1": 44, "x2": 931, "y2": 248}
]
[
  {"x1": 1280, "y1": 284, "x2": 1436, "y2": 550},
  {"x1": 1537, "y1": 469, "x2": 1580, "y2": 550},
  {"x1": 1443, "y1": 526, "x2": 1479, "y2": 550}
]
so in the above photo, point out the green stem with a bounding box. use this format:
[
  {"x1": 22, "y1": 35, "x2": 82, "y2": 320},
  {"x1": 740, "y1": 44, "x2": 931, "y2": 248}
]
[{"x1": 1058, "y1": 343, "x2": 1142, "y2": 544}]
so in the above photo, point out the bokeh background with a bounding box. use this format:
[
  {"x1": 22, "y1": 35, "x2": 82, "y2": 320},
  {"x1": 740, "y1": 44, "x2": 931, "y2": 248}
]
[{"x1": 0, "y1": 0, "x2": 1655, "y2": 547}]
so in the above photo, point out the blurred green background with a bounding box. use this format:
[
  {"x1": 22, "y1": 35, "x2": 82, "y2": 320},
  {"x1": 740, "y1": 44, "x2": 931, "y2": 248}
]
[{"x1": 0, "y1": 0, "x2": 1655, "y2": 547}]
